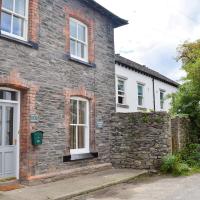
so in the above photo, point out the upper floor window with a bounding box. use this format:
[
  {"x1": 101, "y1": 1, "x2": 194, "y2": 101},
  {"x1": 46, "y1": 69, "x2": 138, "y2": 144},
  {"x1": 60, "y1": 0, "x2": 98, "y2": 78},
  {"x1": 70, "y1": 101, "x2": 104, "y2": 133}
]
[
  {"x1": 160, "y1": 90, "x2": 165, "y2": 110},
  {"x1": 70, "y1": 18, "x2": 88, "y2": 62},
  {"x1": 117, "y1": 78, "x2": 126, "y2": 105},
  {"x1": 137, "y1": 83, "x2": 144, "y2": 107},
  {"x1": 1, "y1": 0, "x2": 29, "y2": 41}
]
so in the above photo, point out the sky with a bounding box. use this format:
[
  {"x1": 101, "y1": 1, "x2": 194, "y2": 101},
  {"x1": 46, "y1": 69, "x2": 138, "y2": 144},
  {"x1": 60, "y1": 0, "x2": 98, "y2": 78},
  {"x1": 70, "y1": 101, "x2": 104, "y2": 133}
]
[{"x1": 96, "y1": 0, "x2": 200, "y2": 82}]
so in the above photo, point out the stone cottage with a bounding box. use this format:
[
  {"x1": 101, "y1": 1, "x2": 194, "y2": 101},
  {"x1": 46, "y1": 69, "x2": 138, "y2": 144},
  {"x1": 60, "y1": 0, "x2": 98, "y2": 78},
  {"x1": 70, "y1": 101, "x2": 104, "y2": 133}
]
[{"x1": 0, "y1": 0, "x2": 127, "y2": 182}]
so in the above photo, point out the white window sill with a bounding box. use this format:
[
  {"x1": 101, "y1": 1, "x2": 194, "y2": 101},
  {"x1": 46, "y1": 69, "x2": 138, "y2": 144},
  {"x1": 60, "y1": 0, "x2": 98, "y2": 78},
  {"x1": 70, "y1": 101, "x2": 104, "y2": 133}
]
[
  {"x1": 0, "y1": 33, "x2": 38, "y2": 49},
  {"x1": 137, "y1": 106, "x2": 147, "y2": 111},
  {"x1": 117, "y1": 104, "x2": 129, "y2": 109},
  {"x1": 1, "y1": 31, "x2": 27, "y2": 41},
  {"x1": 64, "y1": 54, "x2": 96, "y2": 68},
  {"x1": 137, "y1": 105, "x2": 145, "y2": 108},
  {"x1": 63, "y1": 152, "x2": 98, "y2": 162},
  {"x1": 70, "y1": 55, "x2": 88, "y2": 63},
  {"x1": 70, "y1": 149, "x2": 89, "y2": 155}
]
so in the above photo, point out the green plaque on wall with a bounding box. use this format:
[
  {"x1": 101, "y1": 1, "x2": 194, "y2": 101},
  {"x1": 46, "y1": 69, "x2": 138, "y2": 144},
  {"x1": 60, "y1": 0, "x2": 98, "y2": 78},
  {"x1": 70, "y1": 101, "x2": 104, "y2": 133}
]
[{"x1": 30, "y1": 114, "x2": 39, "y2": 123}]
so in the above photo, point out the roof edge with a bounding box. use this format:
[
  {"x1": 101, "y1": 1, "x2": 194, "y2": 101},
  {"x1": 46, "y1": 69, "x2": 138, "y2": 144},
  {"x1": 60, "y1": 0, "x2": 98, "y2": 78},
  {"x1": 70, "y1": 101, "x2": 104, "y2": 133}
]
[
  {"x1": 115, "y1": 54, "x2": 179, "y2": 88},
  {"x1": 81, "y1": 0, "x2": 128, "y2": 28}
]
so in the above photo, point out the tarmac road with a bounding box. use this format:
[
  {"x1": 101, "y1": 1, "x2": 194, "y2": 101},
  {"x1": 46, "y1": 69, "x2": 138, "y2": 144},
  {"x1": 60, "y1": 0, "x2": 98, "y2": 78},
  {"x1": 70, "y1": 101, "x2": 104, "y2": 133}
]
[{"x1": 74, "y1": 173, "x2": 200, "y2": 200}]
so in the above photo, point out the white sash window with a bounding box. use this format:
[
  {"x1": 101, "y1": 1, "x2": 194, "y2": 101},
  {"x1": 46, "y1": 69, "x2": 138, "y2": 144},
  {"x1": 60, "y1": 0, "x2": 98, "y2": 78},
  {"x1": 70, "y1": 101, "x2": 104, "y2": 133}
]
[
  {"x1": 1, "y1": 0, "x2": 29, "y2": 41},
  {"x1": 70, "y1": 18, "x2": 88, "y2": 62},
  {"x1": 70, "y1": 97, "x2": 89, "y2": 154}
]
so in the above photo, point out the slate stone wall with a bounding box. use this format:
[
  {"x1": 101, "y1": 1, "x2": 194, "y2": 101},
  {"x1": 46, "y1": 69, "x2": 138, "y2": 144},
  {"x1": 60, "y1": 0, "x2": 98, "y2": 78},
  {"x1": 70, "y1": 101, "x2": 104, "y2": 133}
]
[
  {"x1": 111, "y1": 112, "x2": 172, "y2": 169},
  {"x1": 0, "y1": 0, "x2": 116, "y2": 178},
  {"x1": 171, "y1": 116, "x2": 190, "y2": 153}
]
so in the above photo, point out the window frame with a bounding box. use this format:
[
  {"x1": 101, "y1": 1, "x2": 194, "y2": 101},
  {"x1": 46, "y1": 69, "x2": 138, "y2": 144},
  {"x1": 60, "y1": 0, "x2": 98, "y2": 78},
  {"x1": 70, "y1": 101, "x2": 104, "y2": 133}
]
[
  {"x1": 137, "y1": 83, "x2": 145, "y2": 107},
  {"x1": 70, "y1": 96, "x2": 90, "y2": 155},
  {"x1": 117, "y1": 77, "x2": 127, "y2": 105},
  {"x1": 0, "y1": 87, "x2": 20, "y2": 104},
  {"x1": 69, "y1": 18, "x2": 88, "y2": 62},
  {"x1": 160, "y1": 89, "x2": 165, "y2": 110},
  {"x1": 1, "y1": 0, "x2": 29, "y2": 41}
]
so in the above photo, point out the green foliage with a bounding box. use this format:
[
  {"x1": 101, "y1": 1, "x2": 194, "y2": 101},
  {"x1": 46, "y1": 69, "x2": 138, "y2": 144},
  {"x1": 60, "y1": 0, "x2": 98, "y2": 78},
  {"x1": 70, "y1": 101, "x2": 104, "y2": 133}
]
[
  {"x1": 155, "y1": 116, "x2": 163, "y2": 124},
  {"x1": 173, "y1": 163, "x2": 190, "y2": 176},
  {"x1": 171, "y1": 40, "x2": 200, "y2": 142},
  {"x1": 142, "y1": 114, "x2": 149, "y2": 123},
  {"x1": 161, "y1": 154, "x2": 190, "y2": 176},
  {"x1": 161, "y1": 144, "x2": 200, "y2": 176},
  {"x1": 160, "y1": 155, "x2": 178, "y2": 173},
  {"x1": 178, "y1": 144, "x2": 200, "y2": 167}
]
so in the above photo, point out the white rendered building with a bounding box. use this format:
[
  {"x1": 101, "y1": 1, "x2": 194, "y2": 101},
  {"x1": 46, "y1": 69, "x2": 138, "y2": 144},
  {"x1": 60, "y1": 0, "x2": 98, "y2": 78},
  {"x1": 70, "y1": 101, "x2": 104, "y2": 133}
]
[{"x1": 115, "y1": 55, "x2": 178, "y2": 113}]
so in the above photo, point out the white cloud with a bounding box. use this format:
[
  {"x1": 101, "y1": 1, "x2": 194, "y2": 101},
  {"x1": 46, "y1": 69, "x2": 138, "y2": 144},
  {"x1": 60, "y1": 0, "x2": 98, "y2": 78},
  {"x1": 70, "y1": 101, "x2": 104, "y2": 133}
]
[
  {"x1": 167, "y1": 66, "x2": 186, "y2": 83},
  {"x1": 96, "y1": 0, "x2": 200, "y2": 81}
]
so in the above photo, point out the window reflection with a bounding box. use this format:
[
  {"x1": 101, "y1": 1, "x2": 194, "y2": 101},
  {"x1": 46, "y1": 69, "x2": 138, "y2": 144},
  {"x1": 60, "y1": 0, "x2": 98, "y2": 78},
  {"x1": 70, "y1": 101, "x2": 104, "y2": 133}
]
[
  {"x1": 0, "y1": 90, "x2": 17, "y2": 101},
  {"x1": 70, "y1": 98, "x2": 88, "y2": 150},
  {"x1": 5, "y1": 107, "x2": 14, "y2": 146}
]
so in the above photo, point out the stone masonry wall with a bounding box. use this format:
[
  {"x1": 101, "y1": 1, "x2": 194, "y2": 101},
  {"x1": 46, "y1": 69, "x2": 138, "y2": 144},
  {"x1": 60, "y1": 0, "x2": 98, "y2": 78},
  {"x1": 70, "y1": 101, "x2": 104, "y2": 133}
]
[
  {"x1": 111, "y1": 112, "x2": 172, "y2": 170},
  {"x1": 171, "y1": 116, "x2": 190, "y2": 153},
  {"x1": 0, "y1": 0, "x2": 116, "y2": 180}
]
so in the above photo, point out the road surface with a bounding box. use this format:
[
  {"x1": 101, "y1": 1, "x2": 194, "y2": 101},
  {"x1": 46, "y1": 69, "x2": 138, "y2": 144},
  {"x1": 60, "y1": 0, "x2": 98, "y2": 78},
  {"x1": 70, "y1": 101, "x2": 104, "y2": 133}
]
[{"x1": 74, "y1": 174, "x2": 200, "y2": 200}]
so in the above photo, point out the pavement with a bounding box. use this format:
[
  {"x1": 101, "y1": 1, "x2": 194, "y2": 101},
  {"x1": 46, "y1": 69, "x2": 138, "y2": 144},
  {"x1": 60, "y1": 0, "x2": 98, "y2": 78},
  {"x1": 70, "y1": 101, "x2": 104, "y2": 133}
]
[
  {"x1": 74, "y1": 173, "x2": 200, "y2": 200},
  {"x1": 0, "y1": 168, "x2": 147, "y2": 200}
]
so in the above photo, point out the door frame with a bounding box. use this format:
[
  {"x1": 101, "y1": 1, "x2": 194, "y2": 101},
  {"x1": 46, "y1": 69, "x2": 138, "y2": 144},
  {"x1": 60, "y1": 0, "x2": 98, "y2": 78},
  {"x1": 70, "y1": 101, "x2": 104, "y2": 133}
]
[{"x1": 0, "y1": 87, "x2": 20, "y2": 179}]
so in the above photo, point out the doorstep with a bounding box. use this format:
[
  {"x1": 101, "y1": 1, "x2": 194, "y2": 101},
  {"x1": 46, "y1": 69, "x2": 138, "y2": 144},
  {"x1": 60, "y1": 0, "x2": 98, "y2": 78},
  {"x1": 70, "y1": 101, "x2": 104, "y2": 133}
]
[
  {"x1": 0, "y1": 168, "x2": 147, "y2": 200},
  {"x1": 23, "y1": 163, "x2": 112, "y2": 186},
  {"x1": 0, "y1": 178, "x2": 22, "y2": 192},
  {"x1": 0, "y1": 178, "x2": 17, "y2": 186}
]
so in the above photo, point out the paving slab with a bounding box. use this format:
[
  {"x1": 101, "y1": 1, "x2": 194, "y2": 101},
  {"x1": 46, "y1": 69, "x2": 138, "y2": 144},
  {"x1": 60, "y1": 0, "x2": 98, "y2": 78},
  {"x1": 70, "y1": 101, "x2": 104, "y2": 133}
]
[{"x1": 0, "y1": 169, "x2": 147, "y2": 200}]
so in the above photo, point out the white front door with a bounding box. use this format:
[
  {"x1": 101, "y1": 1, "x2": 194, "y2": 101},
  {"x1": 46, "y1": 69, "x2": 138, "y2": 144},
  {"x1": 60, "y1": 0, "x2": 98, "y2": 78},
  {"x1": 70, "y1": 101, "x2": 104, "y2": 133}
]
[{"x1": 0, "y1": 92, "x2": 19, "y2": 179}]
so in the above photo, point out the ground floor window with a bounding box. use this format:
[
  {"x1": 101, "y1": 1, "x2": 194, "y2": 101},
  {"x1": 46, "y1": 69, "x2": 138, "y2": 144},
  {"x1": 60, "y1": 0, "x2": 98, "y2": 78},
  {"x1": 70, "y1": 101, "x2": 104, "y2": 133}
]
[{"x1": 70, "y1": 97, "x2": 89, "y2": 154}]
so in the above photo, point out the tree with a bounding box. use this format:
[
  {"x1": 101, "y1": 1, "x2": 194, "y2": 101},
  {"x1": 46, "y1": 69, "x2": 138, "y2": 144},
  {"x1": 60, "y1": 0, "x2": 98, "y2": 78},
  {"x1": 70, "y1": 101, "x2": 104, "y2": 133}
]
[{"x1": 171, "y1": 39, "x2": 200, "y2": 142}]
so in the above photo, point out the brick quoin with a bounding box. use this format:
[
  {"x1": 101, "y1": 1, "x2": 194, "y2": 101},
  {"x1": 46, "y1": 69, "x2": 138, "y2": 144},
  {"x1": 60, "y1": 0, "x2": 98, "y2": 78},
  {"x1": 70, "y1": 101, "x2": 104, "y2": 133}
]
[
  {"x1": 64, "y1": 6, "x2": 95, "y2": 64},
  {"x1": 64, "y1": 86, "x2": 96, "y2": 155},
  {"x1": 28, "y1": 0, "x2": 40, "y2": 43},
  {"x1": 0, "y1": 70, "x2": 39, "y2": 180},
  {"x1": 0, "y1": 0, "x2": 2, "y2": 19}
]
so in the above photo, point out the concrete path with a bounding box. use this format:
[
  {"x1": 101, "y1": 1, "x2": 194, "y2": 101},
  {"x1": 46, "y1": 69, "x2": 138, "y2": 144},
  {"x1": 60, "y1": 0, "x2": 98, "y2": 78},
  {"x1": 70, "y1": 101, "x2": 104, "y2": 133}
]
[
  {"x1": 0, "y1": 169, "x2": 146, "y2": 200},
  {"x1": 75, "y1": 173, "x2": 200, "y2": 200}
]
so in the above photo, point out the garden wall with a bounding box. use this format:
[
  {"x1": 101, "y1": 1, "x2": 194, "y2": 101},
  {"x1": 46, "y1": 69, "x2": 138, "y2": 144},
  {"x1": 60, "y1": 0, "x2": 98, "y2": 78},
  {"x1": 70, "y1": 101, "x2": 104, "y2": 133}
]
[
  {"x1": 111, "y1": 112, "x2": 172, "y2": 170},
  {"x1": 171, "y1": 116, "x2": 190, "y2": 153}
]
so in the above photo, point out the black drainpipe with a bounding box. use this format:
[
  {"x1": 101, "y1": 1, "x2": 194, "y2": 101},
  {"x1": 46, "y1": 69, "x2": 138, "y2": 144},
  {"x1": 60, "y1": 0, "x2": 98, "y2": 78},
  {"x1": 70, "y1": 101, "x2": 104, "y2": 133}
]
[{"x1": 152, "y1": 77, "x2": 156, "y2": 112}]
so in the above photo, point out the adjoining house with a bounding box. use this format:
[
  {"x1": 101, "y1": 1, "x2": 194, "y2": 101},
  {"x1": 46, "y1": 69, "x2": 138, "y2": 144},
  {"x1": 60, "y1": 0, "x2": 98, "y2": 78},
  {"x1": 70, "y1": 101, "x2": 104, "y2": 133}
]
[
  {"x1": 115, "y1": 54, "x2": 179, "y2": 113},
  {"x1": 0, "y1": 0, "x2": 127, "y2": 182}
]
